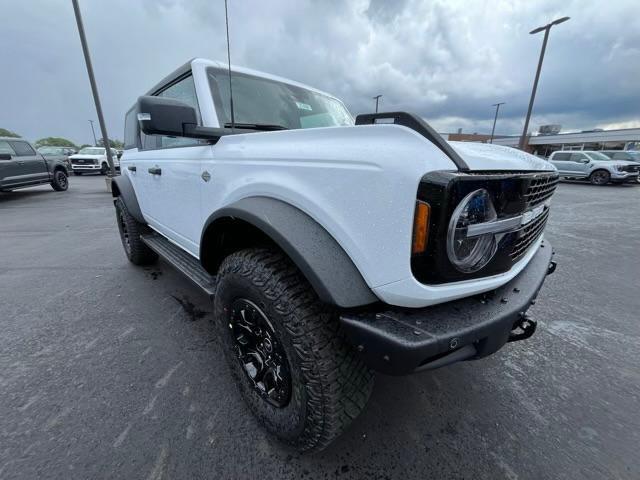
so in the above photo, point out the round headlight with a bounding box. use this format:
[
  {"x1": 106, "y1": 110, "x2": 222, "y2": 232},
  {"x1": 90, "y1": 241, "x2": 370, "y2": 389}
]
[{"x1": 447, "y1": 189, "x2": 499, "y2": 273}]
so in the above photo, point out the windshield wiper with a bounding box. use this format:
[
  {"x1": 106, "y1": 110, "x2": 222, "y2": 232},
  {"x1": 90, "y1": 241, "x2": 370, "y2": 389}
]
[{"x1": 224, "y1": 123, "x2": 288, "y2": 131}]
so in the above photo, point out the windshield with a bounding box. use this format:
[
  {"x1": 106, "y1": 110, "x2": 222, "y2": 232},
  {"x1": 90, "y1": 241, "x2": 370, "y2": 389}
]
[
  {"x1": 208, "y1": 67, "x2": 353, "y2": 130},
  {"x1": 78, "y1": 147, "x2": 105, "y2": 155},
  {"x1": 585, "y1": 152, "x2": 612, "y2": 161}
]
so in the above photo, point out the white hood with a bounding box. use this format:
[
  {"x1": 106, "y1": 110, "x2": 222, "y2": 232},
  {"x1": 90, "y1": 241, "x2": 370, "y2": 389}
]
[
  {"x1": 449, "y1": 141, "x2": 556, "y2": 172},
  {"x1": 70, "y1": 154, "x2": 105, "y2": 160}
]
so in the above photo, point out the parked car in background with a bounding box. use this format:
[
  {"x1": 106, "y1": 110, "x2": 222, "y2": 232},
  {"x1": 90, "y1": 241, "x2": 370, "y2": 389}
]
[
  {"x1": 69, "y1": 146, "x2": 120, "y2": 175},
  {"x1": 548, "y1": 150, "x2": 640, "y2": 185},
  {"x1": 0, "y1": 137, "x2": 69, "y2": 191},
  {"x1": 37, "y1": 146, "x2": 75, "y2": 170}
]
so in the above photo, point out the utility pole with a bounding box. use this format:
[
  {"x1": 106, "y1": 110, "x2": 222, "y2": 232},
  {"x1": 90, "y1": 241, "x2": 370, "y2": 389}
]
[
  {"x1": 373, "y1": 95, "x2": 382, "y2": 113},
  {"x1": 88, "y1": 120, "x2": 97, "y2": 146},
  {"x1": 489, "y1": 102, "x2": 505, "y2": 144},
  {"x1": 71, "y1": 0, "x2": 116, "y2": 176},
  {"x1": 519, "y1": 16, "x2": 570, "y2": 150}
]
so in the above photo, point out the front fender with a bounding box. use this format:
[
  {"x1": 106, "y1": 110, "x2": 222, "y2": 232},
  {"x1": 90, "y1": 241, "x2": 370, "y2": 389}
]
[
  {"x1": 111, "y1": 174, "x2": 144, "y2": 223},
  {"x1": 201, "y1": 197, "x2": 378, "y2": 308}
]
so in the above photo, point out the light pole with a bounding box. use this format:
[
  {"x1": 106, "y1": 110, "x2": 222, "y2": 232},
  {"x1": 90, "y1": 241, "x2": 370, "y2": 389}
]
[
  {"x1": 88, "y1": 119, "x2": 97, "y2": 146},
  {"x1": 489, "y1": 102, "x2": 505, "y2": 144},
  {"x1": 71, "y1": 0, "x2": 116, "y2": 176},
  {"x1": 519, "y1": 16, "x2": 570, "y2": 150},
  {"x1": 373, "y1": 95, "x2": 382, "y2": 113}
]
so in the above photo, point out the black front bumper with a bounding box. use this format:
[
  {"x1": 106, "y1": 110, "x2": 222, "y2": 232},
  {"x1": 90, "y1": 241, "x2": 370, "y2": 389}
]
[{"x1": 340, "y1": 240, "x2": 555, "y2": 375}]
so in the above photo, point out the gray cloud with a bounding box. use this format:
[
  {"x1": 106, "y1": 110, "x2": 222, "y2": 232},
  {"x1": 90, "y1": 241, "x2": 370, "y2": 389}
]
[{"x1": 1, "y1": 0, "x2": 638, "y2": 145}]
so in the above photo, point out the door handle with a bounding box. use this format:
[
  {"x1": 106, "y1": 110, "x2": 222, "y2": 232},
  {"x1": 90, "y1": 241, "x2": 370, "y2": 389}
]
[
  {"x1": 127, "y1": 165, "x2": 137, "y2": 172},
  {"x1": 148, "y1": 166, "x2": 162, "y2": 175},
  {"x1": 18, "y1": 160, "x2": 25, "y2": 165}
]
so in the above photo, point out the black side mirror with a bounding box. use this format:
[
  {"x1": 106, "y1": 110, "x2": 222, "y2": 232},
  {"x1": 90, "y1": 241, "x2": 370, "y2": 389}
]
[
  {"x1": 136, "y1": 96, "x2": 229, "y2": 142},
  {"x1": 0, "y1": 153, "x2": 12, "y2": 160}
]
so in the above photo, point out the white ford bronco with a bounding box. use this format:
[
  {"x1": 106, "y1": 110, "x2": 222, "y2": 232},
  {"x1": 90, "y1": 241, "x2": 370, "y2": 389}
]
[{"x1": 113, "y1": 58, "x2": 559, "y2": 451}]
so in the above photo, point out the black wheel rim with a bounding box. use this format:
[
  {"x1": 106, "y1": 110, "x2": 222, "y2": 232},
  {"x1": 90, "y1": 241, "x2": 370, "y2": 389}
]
[
  {"x1": 57, "y1": 172, "x2": 67, "y2": 189},
  {"x1": 592, "y1": 171, "x2": 608, "y2": 184},
  {"x1": 228, "y1": 299, "x2": 291, "y2": 408},
  {"x1": 118, "y1": 209, "x2": 131, "y2": 255}
]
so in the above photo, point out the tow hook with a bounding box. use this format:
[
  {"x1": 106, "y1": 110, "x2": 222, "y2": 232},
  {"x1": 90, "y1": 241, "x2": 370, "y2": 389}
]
[
  {"x1": 508, "y1": 314, "x2": 537, "y2": 343},
  {"x1": 547, "y1": 260, "x2": 557, "y2": 275}
]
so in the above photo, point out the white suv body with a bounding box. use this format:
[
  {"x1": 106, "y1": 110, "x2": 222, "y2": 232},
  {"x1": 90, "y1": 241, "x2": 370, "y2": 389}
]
[
  {"x1": 549, "y1": 150, "x2": 640, "y2": 184},
  {"x1": 121, "y1": 59, "x2": 556, "y2": 308},
  {"x1": 112, "y1": 58, "x2": 560, "y2": 449}
]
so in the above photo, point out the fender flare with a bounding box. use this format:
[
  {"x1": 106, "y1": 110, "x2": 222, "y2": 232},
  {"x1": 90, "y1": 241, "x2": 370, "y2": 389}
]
[
  {"x1": 201, "y1": 197, "x2": 378, "y2": 308},
  {"x1": 111, "y1": 175, "x2": 145, "y2": 223}
]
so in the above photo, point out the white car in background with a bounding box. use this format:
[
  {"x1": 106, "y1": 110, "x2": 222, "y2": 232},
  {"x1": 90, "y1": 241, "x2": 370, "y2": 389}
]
[
  {"x1": 548, "y1": 150, "x2": 640, "y2": 185},
  {"x1": 69, "y1": 147, "x2": 120, "y2": 175}
]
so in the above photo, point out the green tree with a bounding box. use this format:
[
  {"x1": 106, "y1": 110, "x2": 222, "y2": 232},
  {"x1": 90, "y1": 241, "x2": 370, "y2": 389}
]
[
  {"x1": 97, "y1": 138, "x2": 124, "y2": 149},
  {"x1": 0, "y1": 128, "x2": 20, "y2": 138},
  {"x1": 34, "y1": 137, "x2": 77, "y2": 149},
  {"x1": 79, "y1": 144, "x2": 92, "y2": 150}
]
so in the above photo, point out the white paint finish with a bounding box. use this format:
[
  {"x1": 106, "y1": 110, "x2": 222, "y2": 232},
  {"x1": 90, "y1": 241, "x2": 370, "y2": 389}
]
[
  {"x1": 450, "y1": 141, "x2": 556, "y2": 172},
  {"x1": 123, "y1": 59, "x2": 557, "y2": 307}
]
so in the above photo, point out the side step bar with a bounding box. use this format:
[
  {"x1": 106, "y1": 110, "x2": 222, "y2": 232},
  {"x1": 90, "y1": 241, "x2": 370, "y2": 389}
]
[{"x1": 141, "y1": 233, "x2": 217, "y2": 298}]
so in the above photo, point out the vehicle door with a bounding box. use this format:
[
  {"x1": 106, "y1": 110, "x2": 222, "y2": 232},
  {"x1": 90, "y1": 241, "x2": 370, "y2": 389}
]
[
  {"x1": 8, "y1": 140, "x2": 49, "y2": 183},
  {"x1": 132, "y1": 74, "x2": 211, "y2": 256},
  {"x1": 549, "y1": 152, "x2": 571, "y2": 174},
  {"x1": 0, "y1": 140, "x2": 24, "y2": 188},
  {"x1": 567, "y1": 152, "x2": 591, "y2": 177}
]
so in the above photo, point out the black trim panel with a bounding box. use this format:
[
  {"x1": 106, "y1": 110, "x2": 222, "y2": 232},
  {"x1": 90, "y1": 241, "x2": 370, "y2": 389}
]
[
  {"x1": 355, "y1": 112, "x2": 469, "y2": 171},
  {"x1": 200, "y1": 197, "x2": 378, "y2": 308},
  {"x1": 111, "y1": 175, "x2": 145, "y2": 224}
]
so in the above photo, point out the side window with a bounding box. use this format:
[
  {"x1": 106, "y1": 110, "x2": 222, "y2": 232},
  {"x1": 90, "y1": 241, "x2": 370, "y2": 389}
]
[
  {"x1": 0, "y1": 140, "x2": 16, "y2": 155},
  {"x1": 8, "y1": 141, "x2": 36, "y2": 156},
  {"x1": 570, "y1": 153, "x2": 587, "y2": 162},
  {"x1": 553, "y1": 153, "x2": 570, "y2": 161},
  {"x1": 124, "y1": 107, "x2": 139, "y2": 150},
  {"x1": 612, "y1": 152, "x2": 628, "y2": 160},
  {"x1": 156, "y1": 75, "x2": 201, "y2": 149}
]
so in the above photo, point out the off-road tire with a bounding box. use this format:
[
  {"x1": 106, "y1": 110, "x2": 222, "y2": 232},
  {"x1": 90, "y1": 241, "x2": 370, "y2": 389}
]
[
  {"x1": 50, "y1": 170, "x2": 68, "y2": 191},
  {"x1": 589, "y1": 169, "x2": 610, "y2": 185},
  {"x1": 114, "y1": 197, "x2": 157, "y2": 265},
  {"x1": 213, "y1": 248, "x2": 374, "y2": 452}
]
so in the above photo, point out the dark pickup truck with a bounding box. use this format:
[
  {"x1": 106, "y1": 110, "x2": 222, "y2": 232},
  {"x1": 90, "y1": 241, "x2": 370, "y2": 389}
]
[{"x1": 0, "y1": 137, "x2": 69, "y2": 192}]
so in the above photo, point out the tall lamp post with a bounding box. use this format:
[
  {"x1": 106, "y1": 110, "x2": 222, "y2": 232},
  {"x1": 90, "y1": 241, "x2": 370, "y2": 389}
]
[
  {"x1": 373, "y1": 94, "x2": 382, "y2": 113},
  {"x1": 489, "y1": 102, "x2": 505, "y2": 144},
  {"x1": 519, "y1": 16, "x2": 570, "y2": 150},
  {"x1": 88, "y1": 119, "x2": 97, "y2": 146},
  {"x1": 71, "y1": 0, "x2": 116, "y2": 176}
]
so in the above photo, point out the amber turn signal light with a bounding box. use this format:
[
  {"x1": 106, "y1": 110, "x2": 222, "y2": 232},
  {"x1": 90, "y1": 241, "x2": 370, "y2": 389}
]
[{"x1": 412, "y1": 201, "x2": 430, "y2": 255}]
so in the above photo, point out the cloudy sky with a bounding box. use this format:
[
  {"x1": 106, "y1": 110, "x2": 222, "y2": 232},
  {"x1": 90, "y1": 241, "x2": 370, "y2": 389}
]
[{"x1": 2, "y1": 0, "x2": 639, "y2": 145}]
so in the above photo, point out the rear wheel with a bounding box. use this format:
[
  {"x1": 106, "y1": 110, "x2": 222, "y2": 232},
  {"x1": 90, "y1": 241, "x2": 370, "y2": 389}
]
[
  {"x1": 114, "y1": 197, "x2": 157, "y2": 265},
  {"x1": 213, "y1": 248, "x2": 374, "y2": 452},
  {"x1": 50, "y1": 170, "x2": 68, "y2": 191},
  {"x1": 589, "y1": 169, "x2": 610, "y2": 185}
]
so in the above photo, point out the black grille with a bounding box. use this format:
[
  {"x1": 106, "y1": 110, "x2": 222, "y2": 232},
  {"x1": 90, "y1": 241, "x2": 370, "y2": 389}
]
[
  {"x1": 72, "y1": 158, "x2": 95, "y2": 165},
  {"x1": 524, "y1": 174, "x2": 559, "y2": 208},
  {"x1": 623, "y1": 165, "x2": 640, "y2": 173},
  {"x1": 510, "y1": 208, "x2": 549, "y2": 261}
]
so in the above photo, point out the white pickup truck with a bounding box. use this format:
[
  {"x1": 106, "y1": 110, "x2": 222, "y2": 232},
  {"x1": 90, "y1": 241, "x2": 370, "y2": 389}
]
[
  {"x1": 69, "y1": 147, "x2": 119, "y2": 175},
  {"x1": 112, "y1": 58, "x2": 559, "y2": 451}
]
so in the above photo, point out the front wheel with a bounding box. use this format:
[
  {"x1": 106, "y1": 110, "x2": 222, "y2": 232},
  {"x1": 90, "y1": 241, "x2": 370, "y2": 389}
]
[
  {"x1": 50, "y1": 170, "x2": 68, "y2": 191},
  {"x1": 213, "y1": 248, "x2": 374, "y2": 452},
  {"x1": 589, "y1": 169, "x2": 610, "y2": 185},
  {"x1": 100, "y1": 163, "x2": 108, "y2": 175}
]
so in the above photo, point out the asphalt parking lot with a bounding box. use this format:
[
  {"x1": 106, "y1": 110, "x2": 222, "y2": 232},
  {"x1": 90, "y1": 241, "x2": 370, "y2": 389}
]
[{"x1": 1, "y1": 174, "x2": 639, "y2": 479}]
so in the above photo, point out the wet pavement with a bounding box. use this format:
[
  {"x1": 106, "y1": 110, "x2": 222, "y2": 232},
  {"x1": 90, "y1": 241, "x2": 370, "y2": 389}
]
[{"x1": 1, "y1": 175, "x2": 639, "y2": 479}]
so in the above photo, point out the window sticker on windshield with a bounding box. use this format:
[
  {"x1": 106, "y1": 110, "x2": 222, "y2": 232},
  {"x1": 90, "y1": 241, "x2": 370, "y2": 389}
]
[{"x1": 295, "y1": 101, "x2": 312, "y2": 111}]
